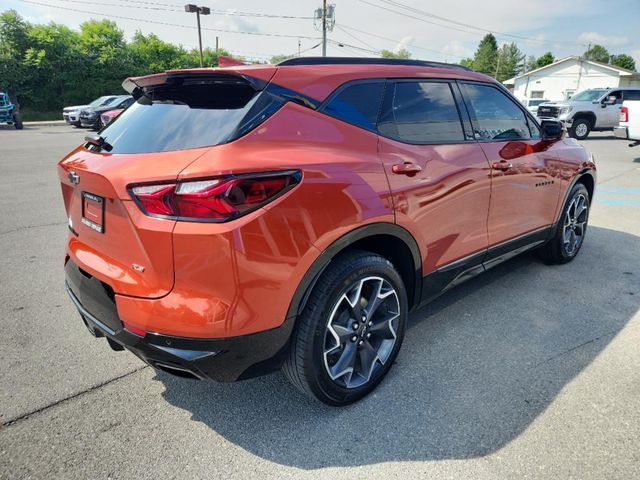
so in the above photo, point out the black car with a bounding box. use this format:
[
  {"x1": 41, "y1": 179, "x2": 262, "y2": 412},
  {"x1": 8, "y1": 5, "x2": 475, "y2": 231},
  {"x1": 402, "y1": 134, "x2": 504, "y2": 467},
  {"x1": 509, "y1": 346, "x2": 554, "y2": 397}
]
[{"x1": 79, "y1": 95, "x2": 134, "y2": 130}]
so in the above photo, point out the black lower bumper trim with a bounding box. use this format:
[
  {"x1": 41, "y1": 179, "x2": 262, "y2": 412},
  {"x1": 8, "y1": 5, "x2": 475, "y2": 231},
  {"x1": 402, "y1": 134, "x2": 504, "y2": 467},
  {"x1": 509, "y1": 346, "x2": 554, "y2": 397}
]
[{"x1": 65, "y1": 277, "x2": 294, "y2": 382}]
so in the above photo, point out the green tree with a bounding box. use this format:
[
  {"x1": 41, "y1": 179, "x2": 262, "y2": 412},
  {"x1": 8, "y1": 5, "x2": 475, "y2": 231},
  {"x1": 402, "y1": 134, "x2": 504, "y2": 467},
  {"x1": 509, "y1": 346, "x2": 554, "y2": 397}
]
[
  {"x1": 269, "y1": 54, "x2": 294, "y2": 64},
  {"x1": 495, "y1": 42, "x2": 524, "y2": 82},
  {"x1": 0, "y1": 10, "x2": 30, "y2": 95},
  {"x1": 459, "y1": 57, "x2": 474, "y2": 69},
  {"x1": 472, "y1": 33, "x2": 498, "y2": 76},
  {"x1": 584, "y1": 44, "x2": 610, "y2": 63},
  {"x1": 380, "y1": 48, "x2": 411, "y2": 59},
  {"x1": 128, "y1": 32, "x2": 187, "y2": 74},
  {"x1": 611, "y1": 53, "x2": 636, "y2": 71},
  {"x1": 535, "y1": 52, "x2": 555, "y2": 68}
]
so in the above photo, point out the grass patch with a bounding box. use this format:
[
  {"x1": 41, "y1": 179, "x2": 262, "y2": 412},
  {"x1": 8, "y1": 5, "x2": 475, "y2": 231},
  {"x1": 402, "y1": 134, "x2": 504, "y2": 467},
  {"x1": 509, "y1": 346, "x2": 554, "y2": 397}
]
[{"x1": 20, "y1": 109, "x2": 60, "y2": 122}]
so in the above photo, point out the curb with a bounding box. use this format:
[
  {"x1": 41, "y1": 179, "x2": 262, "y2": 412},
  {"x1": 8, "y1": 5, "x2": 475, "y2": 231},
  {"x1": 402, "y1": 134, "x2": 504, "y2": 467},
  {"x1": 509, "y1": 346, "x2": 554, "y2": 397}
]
[{"x1": 24, "y1": 120, "x2": 67, "y2": 126}]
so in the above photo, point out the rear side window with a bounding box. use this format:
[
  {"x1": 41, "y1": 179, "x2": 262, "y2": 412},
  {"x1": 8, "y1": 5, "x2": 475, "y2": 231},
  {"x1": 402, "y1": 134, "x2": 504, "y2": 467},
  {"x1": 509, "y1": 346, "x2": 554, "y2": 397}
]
[
  {"x1": 97, "y1": 79, "x2": 266, "y2": 154},
  {"x1": 378, "y1": 81, "x2": 465, "y2": 143},
  {"x1": 461, "y1": 83, "x2": 532, "y2": 141},
  {"x1": 624, "y1": 90, "x2": 640, "y2": 101},
  {"x1": 321, "y1": 82, "x2": 384, "y2": 131}
]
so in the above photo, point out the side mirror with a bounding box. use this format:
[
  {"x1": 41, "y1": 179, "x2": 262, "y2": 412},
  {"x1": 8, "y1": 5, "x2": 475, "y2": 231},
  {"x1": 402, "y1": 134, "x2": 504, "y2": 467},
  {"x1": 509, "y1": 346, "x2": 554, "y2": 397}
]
[
  {"x1": 602, "y1": 96, "x2": 617, "y2": 106},
  {"x1": 541, "y1": 120, "x2": 564, "y2": 141}
]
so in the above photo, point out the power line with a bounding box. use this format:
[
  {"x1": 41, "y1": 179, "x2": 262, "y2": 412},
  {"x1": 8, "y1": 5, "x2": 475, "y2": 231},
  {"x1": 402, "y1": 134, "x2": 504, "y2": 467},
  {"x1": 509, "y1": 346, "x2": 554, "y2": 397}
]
[
  {"x1": 334, "y1": 24, "x2": 378, "y2": 51},
  {"x1": 337, "y1": 23, "x2": 458, "y2": 60},
  {"x1": 327, "y1": 39, "x2": 379, "y2": 55},
  {"x1": 18, "y1": 0, "x2": 322, "y2": 39},
  {"x1": 87, "y1": 0, "x2": 315, "y2": 19},
  {"x1": 357, "y1": 0, "x2": 587, "y2": 48},
  {"x1": 377, "y1": 0, "x2": 547, "y2": 44}
]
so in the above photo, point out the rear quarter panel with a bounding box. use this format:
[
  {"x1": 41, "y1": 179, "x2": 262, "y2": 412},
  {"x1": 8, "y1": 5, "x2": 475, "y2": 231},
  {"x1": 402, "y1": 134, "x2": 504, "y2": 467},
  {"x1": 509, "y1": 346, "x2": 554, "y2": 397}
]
[{"x1": 142, "y1": 103, "x2": 395, "y2": 338}]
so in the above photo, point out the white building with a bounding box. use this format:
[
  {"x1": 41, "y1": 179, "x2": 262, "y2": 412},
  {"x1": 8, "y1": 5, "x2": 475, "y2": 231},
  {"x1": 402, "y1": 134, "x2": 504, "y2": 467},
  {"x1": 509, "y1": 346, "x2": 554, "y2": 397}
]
[{"x1": 504, "y1": 56, "x2": 640, "y2": 102}]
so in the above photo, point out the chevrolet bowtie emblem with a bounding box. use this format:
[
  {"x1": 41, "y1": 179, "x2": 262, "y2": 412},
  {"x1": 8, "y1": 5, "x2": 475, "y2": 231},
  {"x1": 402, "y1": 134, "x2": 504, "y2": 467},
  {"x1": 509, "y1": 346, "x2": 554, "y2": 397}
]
[{"x1": 68, "y1": 171, "x2": 80, "y2": 185}]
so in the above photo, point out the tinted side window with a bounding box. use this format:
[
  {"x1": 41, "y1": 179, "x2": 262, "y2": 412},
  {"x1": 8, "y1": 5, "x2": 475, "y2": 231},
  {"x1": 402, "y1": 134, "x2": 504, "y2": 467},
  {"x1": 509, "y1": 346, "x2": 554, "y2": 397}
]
[
  {"x1": 322, "y1": 82, "x2": 384, "y2": 131},
  {"x1": 378, "y1": 81, "x2": 465, "y2": 143},
  {"x1": 624, "y1": 90, "x2": 640, "y2": 101},
  {"x1": 461, "y1": 83, "x2": 531, "y2": 141}
]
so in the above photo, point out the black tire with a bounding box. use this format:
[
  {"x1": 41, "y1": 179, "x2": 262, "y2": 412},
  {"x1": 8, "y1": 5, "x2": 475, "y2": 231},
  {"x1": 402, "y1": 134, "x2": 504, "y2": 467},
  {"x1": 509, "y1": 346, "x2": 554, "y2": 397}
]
[
  {"x1": 13, "y1": 112, "x2": 23, "y2": 130},
  {"x1": 283, "y1": 250, "x2": 408, "y2": 406},
  {"x1": 569, "y1": 117, "x2": 591, "y2": 140},
  {"x1": 538, "y1": 183, "x2": 590, "y2": 264}
]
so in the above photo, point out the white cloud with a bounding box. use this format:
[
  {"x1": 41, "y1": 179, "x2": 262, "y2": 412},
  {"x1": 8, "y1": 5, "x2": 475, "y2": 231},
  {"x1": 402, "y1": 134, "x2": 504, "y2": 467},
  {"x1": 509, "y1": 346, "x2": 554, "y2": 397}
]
[
  {"x1": 442, "y1": 40, "x2": 473, "y2": 59},
  {"x1": 394, "y1": 36, "x2": 413, "y2": 53},
  {"x1": 578, "y1": 32, "x2": 629, "y2": 47}
]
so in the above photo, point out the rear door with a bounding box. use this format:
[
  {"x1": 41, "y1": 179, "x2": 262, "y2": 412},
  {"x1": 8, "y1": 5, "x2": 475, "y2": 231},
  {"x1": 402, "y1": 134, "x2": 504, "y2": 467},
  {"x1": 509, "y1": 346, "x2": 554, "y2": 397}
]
[
  {"x1": 459, "y1": 82, "x2": 561, "y2": 248},
  {"x1": 377, "y1": 79, "x2": 491, "y2": 279}
]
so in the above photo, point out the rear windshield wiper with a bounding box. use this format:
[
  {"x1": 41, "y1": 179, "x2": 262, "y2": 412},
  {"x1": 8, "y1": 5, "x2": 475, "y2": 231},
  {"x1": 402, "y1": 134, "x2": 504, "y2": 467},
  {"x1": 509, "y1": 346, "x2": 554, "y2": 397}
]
[{"x1": 85, "y1": 133, "x2": 113, "y2": 152}]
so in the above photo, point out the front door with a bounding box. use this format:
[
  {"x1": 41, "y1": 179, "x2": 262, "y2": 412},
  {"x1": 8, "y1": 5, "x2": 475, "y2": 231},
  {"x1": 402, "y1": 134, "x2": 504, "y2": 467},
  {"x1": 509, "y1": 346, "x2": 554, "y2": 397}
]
[{"x1": 459, "y1": 82, "x2": 561, "y2": 248}]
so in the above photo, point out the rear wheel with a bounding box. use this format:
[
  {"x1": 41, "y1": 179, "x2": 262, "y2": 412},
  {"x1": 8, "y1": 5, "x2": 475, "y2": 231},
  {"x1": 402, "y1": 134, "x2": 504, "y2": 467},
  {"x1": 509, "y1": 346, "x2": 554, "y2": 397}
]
[
  {"x1": 538, "y1": 183, "x2": 590, "y2": 264},
  {"x1": 13, "y1": 111, "x2": 23, "y2": 130},
  {"x1": 283, "y1": 251, "x2": 407, "y2": 406},
  {"x1": 569, "y1": 117, "x2": 590, "y2": 140}
]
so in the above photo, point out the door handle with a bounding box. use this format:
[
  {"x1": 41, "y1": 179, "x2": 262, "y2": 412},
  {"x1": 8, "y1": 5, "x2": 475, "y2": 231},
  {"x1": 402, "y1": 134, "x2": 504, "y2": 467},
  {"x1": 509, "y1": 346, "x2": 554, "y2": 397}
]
[
  {"x1": 392, "y1": 162, "x2": 422, "y2": 176},
  {"x1": 491, "y1": 161, "x2": 513, "y2": 171}
]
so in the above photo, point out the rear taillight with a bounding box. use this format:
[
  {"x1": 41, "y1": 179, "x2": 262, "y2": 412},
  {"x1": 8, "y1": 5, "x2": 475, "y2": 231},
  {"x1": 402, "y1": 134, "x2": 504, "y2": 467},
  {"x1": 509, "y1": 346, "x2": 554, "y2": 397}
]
[
  {"x1": 620, "y1": 106, "x2": 628, "y2": 123},
  {"x1": 130, "y1": 171, "x2": 301, "y2": 222}
]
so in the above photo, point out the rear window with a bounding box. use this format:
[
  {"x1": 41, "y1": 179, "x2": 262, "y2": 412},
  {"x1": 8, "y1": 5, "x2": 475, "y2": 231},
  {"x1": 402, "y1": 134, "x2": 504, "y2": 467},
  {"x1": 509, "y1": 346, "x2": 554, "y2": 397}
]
[
  {"x1": 97, "y1": 79, "x2": 264, "y2": 154},
  {"x1": 378, "y1": 81, "x2": 465, "y2": 143}
]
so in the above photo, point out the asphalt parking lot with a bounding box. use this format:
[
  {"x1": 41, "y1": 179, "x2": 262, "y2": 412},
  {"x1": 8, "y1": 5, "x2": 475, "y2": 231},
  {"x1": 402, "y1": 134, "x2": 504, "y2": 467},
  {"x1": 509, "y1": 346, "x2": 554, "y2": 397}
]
[{"x1": 1, "y1": 125, "x2": 639, "y2": 479}]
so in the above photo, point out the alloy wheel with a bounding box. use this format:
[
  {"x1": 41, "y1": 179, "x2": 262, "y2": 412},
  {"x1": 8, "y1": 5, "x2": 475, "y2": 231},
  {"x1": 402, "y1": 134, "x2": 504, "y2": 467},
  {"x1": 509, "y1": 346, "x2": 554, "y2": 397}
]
[
  {"x1": 323, "y1": 276, "x2": 400, "y2": 389},
  {"x1": 575, "y1": 123, "x2": 588, "y2": 138},
  {"x1": 563, "y1": 193, "x2": 588, "y2": 255}
]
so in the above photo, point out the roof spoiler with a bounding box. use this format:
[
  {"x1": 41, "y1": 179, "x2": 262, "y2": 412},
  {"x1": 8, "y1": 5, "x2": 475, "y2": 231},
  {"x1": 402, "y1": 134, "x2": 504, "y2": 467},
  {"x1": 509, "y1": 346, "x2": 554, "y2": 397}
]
[{"x1": 122, "y1": 70, "x2": 270, "y2": 100}]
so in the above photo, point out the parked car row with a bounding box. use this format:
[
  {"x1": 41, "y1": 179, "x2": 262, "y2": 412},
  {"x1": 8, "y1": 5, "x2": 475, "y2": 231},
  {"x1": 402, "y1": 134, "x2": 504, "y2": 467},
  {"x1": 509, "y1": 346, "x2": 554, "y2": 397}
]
[{"x1": 62, "y1": 95, "x2": 133, "y2": 130}]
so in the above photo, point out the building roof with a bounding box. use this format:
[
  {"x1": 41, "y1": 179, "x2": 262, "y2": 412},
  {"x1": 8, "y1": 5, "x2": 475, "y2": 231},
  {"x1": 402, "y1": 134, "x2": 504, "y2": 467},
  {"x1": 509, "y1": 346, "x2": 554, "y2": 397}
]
[{"x1": 503, "y1": 55, "x2": 638, "y2": 85}]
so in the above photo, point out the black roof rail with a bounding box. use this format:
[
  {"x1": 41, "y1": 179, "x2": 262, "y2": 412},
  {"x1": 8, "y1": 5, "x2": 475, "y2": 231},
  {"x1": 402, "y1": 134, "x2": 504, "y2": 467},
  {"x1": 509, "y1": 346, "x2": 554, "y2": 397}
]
[{"x1": 277, "y1": 56, "x2": 471, "y2": 71}]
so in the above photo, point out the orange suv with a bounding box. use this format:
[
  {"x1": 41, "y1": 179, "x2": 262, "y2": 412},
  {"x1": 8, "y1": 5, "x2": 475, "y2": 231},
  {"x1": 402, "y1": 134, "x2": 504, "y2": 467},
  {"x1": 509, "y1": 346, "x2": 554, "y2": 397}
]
[{"x1": 59, "y1": 58, "x2": 596, "y2": 405}]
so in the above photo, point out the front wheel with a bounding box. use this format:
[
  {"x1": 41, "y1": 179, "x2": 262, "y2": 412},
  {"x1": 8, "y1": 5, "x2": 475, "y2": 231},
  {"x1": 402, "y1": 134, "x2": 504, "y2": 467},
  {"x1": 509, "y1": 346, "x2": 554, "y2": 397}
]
[
  {"x1": 283, "y1": 251, "x2": 407, "y2": 406},
  {"x1": 569, "y1": 118, "x2": 590, "y2": 140},
  {"x1": 538, "y1": 183, "x2": 590, "y2": 264}
]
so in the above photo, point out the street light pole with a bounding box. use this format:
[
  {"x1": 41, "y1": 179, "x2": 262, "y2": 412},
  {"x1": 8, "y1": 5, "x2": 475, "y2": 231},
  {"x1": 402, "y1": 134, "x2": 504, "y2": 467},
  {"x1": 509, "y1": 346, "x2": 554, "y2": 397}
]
[{"x1": 184, "y1": 4, "x2": 211, "y2": 67}]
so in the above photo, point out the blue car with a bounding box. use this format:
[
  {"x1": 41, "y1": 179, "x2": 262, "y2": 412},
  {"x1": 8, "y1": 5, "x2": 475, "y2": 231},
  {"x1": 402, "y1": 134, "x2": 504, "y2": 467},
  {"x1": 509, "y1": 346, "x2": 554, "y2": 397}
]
[{"x1": 0, "y1": 92, "x2": 23, "y2": 129}]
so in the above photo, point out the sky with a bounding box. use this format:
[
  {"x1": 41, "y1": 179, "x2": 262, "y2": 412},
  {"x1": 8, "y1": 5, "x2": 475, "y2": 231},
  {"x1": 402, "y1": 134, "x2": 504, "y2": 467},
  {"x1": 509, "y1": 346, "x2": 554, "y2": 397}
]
[{"x1": 4, "y1": 0, "x2": 640, "y2": 66}]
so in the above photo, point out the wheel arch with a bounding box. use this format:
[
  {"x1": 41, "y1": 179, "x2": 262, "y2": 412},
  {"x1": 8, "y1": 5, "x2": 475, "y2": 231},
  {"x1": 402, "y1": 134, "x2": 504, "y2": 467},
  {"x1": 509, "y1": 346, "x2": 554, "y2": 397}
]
[
  {"x1": 554, "y1": 169, "x2": 596, "y2": 229},
  {"x1": 286, "y1": 223, "x2": 423, "y2": 320},
  {"x1": 572, "y1": 112, "x2": 596, "y2": 127}
]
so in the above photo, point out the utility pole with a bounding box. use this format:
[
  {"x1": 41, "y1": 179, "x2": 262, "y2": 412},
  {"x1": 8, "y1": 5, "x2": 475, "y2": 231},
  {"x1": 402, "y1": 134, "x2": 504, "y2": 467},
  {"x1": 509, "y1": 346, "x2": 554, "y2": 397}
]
[
  {"x1": 314, "y1": 2, "x2": 334, "y2": 57},
  {"x1": 322, "y1": 0, "x2": 327, "y2": 57},
  {"x1": 185, "y1": 4, "x2": 211, "y2": 67}
]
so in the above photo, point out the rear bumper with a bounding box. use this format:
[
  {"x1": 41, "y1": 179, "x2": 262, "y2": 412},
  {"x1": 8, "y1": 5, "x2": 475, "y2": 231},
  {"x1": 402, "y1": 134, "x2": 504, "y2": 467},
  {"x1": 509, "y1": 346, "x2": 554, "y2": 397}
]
[
  {"x1": 65, "y1": 260, "x2": 293, "y2": 382},
  {"x1": 613, "y1": 126, "x2": 628, "y2": 139}
]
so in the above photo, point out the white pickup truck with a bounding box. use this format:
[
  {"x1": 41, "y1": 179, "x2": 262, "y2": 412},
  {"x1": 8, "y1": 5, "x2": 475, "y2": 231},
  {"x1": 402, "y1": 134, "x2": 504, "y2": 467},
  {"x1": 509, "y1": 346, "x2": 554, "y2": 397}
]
[{"x1": 614, "y1": 100, "x2": 640, "y2": 147}]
